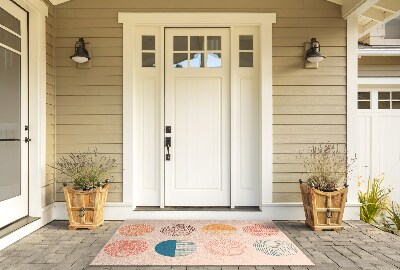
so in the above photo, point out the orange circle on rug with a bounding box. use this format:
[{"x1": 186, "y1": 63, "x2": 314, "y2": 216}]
[
  {"x1": 202, "y1": 224, "x2": 237, "y2": 235},
  {"x1": 204, "y1": 239, "x2": 246, "y2": 256},
  {"x1": 242, "y1": 224, "x2": 280, "y2": 237},
  {"x1": 118, "y1": 224, "x2": 154, "y2": 236},
  {"x1": 103, "y1": 240, "x2": 149, "y2": 257}
]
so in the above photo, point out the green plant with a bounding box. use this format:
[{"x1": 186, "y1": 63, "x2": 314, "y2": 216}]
[
  {"x1": 358, "y1": 176, "x2": 391, "y2": 224},
  {"x1": 50, "y1": 148, "x2": 117, "y2": 189},
  {"x1": 382, "y1": 201, "x2": 400, "y2": 230},
  {"x1": 299, "y1": 144, "x2": 355, "y2": 191}
]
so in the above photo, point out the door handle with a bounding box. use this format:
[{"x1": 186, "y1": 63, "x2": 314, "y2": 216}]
[
  {"x1": 24, "y1": 137, "x2": 31, "y2": 143},
  {"x1": 165, "y1": 137, "x2": 171, "y2": 161}
]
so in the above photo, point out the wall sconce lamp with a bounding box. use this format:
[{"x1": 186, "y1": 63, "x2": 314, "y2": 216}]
[
  {"x1": 70, "y1": 38, "x2": 91, "y2": 64},
  {"x1": 305, "y1": 38, "x2": 326, "y2": 69}
]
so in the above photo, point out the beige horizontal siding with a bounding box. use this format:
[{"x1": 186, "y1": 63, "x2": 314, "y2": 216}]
[
  {"x1": 55, "y1": 0, "x2": 346, "y2": 203},
  {"x1": 359, "y1": 56, "x2": 400, "y2": 77}
]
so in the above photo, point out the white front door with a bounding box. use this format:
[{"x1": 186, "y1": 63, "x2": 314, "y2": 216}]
[
  {"x1": 358, "y1": 90, "x2": 400, "y2": 202},
  {"x1": 164, "y1": 28, "x2": 231, "y2": 206},
  {"x1": 0, "y1": 0, "x2": 29, "y2": 228}
]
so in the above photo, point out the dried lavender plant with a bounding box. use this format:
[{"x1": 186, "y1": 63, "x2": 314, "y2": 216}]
[
  {"x1": 50, "y1": 148, "x2": 117, "y2": 189},
  {"x1": 299, "y1": 144, "x2": 356, "y2": 191}
]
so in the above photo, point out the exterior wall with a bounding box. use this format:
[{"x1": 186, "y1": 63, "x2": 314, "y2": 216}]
[
  {"x1": 45, "y1": 0, "x2": 56, "y2": 206},
  {"x1": 359, "y1": 56, "x2": 400, "y2": 77},
  {"x1": 54, "y1": 0, "x2": 346, "y2": 203}
]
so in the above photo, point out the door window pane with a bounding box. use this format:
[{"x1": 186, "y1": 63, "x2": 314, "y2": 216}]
[
  {"x1": 358, "y1": 101, "x2": 370, "y2": 109},
  {"x1": 239, "y1": 35, "x2": 253, "y2": 50},
  {"x1": 174, "y1": 36, "x2": 188, "y2": 51},
  {"x1": 392, "y1": 92, "x2": 400, "y2": 100},
  {"x1": 358, "y1": 92, "x2": 370, "y2": 100},
  {"x1": 173, "y1": 53, "x2": 188, "y2": 68},
  {"x1": 378, "y1": 101, "x2": 390, "y2": 109},
  {"x1": 393, "y1": 101, "x2": 400, "y2": 109},
  {"x1": 0, "y1": 7, "x2": 20, "y2": 34},
  {"x1": 0, "y1": 47, "x2": 21, "y2": 201},
  {"x1": 207, "y1": 36, "x2": 221, "y2": 50},
  {"x1": 207, "y1": 53, "x2": 221, "y2": 68},
  {"x1": 142, "y1": 53, "x2": 155, "y2": 67},
  {"x1": 378, "y1": 92, "x2": 390, "y2": 100},
  {"x1": 190, "y1": 36, "x2": 204, "y2": 51},
  {"x1": 189, "y1": 53, "x2": 204, "y2": 68},
  {"x1": 0, "y1": 27, "x2": 21, "y2": 51},
  {"x1": 142, "y1": 35, "x2": 155, "y2": 50},
  {"x1": 239, "y1": 52, "x2": 253, "y2": 67}
]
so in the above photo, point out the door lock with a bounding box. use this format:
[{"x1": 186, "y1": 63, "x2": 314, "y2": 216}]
[{"x1": 165, "y1": 137, "x2": 171, "y2": 161}]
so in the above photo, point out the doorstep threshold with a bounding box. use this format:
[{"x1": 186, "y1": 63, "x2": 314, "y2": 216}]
[
  {"x1": 135, "y1": 206, "x2": 261, "y2": 212},
  {"x1": 0, "y1": 216, "x2": 40, "y2": 240}
]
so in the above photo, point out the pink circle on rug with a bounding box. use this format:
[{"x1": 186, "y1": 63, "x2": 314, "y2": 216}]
[
  {"x1": 242, "y1": 224, "x2": 280, "y2": 237},
  {"x1": 103, "y1": 240, "x2": 149, "y2": 257},
  {"x1": 204, "y1": 239, "x2": 246, "y2": 256},
  {"x1": 160, "y1": 224, "x2": 196, "y2": 236},
  {"x1": 118, "y1": 224, "x2": 154, "y2": 236}
]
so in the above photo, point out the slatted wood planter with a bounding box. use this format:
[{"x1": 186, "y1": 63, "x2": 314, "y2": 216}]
[
  {"x1": 300, "y1": 182, "x2": 348, "y2": 231},
  {"x1": 63, "y1": 184, "x2": 109, "y2": 230}
]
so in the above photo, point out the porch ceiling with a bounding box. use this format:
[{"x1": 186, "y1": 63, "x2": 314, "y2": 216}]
[
  {"x1": 47, "y1": 0, "x2": 399, "y2": 42},
  {"x1": 326, "y1": 0, "x2": 400, "y2": 39}
]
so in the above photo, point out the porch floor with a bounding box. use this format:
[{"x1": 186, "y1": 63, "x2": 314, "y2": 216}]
[{"x1": 1, "y1": 220, "x2": 400, "y2": 270}]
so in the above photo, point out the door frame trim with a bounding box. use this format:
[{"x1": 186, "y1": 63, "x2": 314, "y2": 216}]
[
  {"x1": 119, "y1": 13, "x2": 276, "y2": 210},
  {"x1": 12, "y1": 0, "x2": 48, "y2": 218}
]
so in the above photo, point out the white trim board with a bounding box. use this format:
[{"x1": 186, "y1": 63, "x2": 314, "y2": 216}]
[
  {"x1": 119, "y1": 13, "x2": 276, "y2": 210},
  {"x1": 347, "y1": 16, "x2": 359, "y2": 204},
  {"x1": 53, "y1": 202, "x2": 361, "y2": 221},
  {"x1": 359, "y1": 77, "x2": 400, "y2": 85}
]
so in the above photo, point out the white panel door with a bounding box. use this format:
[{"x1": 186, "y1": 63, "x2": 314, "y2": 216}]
[
  {"x1": 164, "y1": 28, "x2": 230, "y2": 206},
  {"x1": 0, "y1": 0, "x2": 28, "y2": 228},
  {"x1": 357, "y1": 90, "x2": 400, "y2": 203},
  {"x1": 378, "y1": 116, "x2": 400, "y2": 201}
]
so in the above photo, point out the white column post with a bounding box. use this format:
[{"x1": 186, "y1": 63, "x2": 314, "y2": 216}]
[{"x1": 347, "y1": 16, "x2": 360, "y2": 206}]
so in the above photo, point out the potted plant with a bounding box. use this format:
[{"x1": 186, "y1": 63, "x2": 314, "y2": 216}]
[
  {"x1": 51, "y1": 149, "x2": 117, "y2": 230},
  {"x1": 298, "y1": 144, "x2": 355, "y2": 231}
]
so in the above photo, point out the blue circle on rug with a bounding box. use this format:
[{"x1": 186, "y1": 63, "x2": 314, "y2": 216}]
[{"x1": 155, "y1": 240, "x2": 196, "y2": 257}]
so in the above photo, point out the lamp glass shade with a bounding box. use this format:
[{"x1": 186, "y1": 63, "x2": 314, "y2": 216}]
[{"x1": 71, "y1": 55, "x2": 89, "y2": 64}]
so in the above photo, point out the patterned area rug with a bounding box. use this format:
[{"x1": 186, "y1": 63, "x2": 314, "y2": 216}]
[{"x1": 91, "y1": 220, "x2": 313, "y2": 266}]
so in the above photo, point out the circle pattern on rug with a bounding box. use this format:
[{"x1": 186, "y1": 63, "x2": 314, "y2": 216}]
[
  {"x1": 155, "y1": 240, "x2": 196, "y2": 257},
  {"x1": 204, "y1": 239, "x2": 246, "y2": 256},
  {"x1": 118, "y1": 224, "x2": 154, "y2": 236},
  {"x1": 160, "y1": 224, "x2": 196, "y2": 236},
  {"x1": 242, "y1": 224, "x2": 280, "y2": 237},
  {"x1": 253, "y1": 240, "x2": 298, "y2": 256},
  {"x1": 103, "y1": 240, "x2": 149, "y2": 257},
  {"x1": 202, "y1": 224, "x2": 237, "y2": 236}
]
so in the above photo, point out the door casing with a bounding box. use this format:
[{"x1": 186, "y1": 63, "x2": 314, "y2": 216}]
[
  {"x1": 119, "y1": 13, "x2": 276, "y2": 210},
  {"x1": 0, "y1": 0, "x2": 29, "y2": 229}
]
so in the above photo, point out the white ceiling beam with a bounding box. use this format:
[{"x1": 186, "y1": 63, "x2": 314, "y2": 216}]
[
  {"x1": 361, "y1": 8, "x2": 387, "y2": 22},
  {"x1": 359, "y1": 9, "x2": 400, "y2": 36},
  {"x1": 342, "y1": 0, "x2": 380, "y2": 19}
]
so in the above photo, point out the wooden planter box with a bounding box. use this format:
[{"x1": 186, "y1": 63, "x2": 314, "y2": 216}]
[
  {"x1": 63, "y1": 184, "x2": 109, "y2": 230},
  {"x1": 300, "y1": 182, "x2": 348, "y2": 231}
]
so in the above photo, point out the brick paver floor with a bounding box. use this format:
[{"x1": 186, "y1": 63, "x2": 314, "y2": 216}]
[{"x1": 0, "y1": 220, "x2": 400, "y2": 270}]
